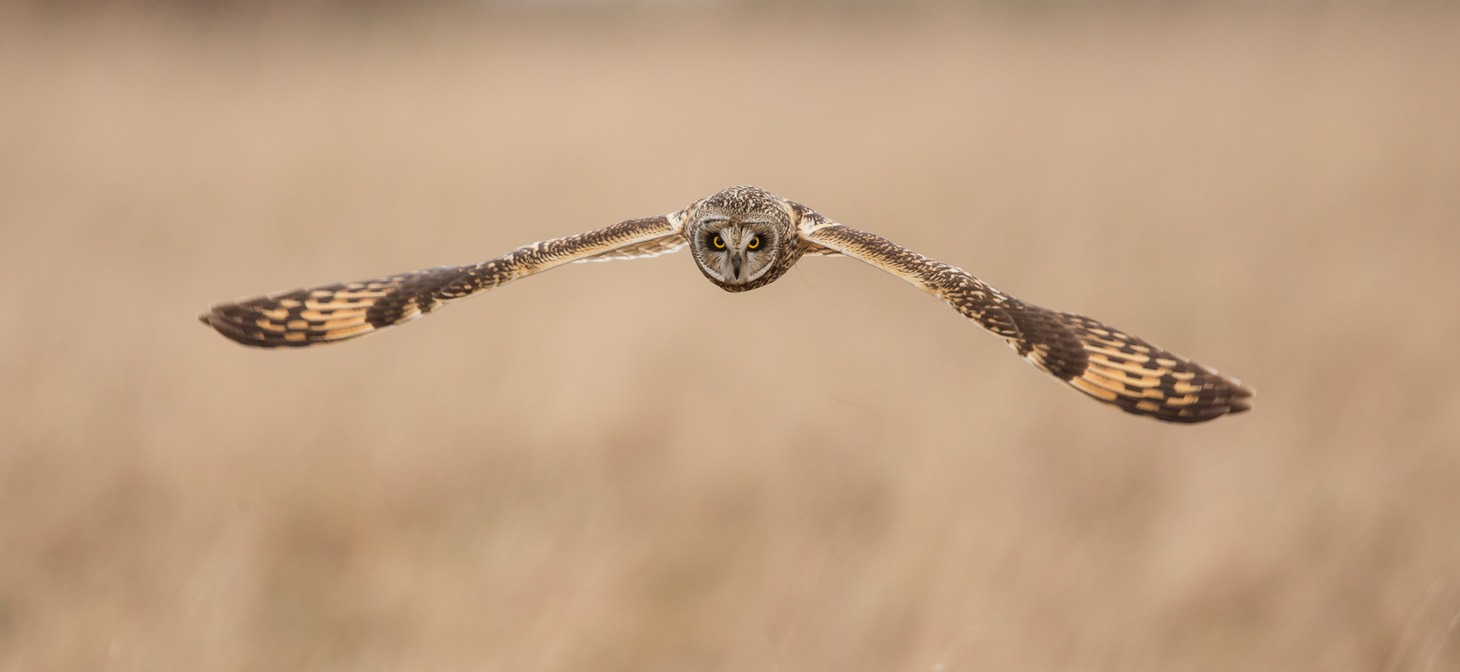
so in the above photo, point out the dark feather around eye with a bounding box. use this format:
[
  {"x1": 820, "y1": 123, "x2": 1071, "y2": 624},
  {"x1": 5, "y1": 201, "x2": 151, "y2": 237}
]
[
  {"x1": 747, "y1": 234, "x2": 763, "y2": 250},
  {"x1": 708, "y1": 232, "x2": 726, "y2": 249}
]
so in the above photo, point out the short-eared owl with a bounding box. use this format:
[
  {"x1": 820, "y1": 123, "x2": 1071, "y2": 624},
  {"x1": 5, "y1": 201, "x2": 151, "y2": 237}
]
[{"x1": 200, "y1": 186, "x2": 1252, "y2": 423}]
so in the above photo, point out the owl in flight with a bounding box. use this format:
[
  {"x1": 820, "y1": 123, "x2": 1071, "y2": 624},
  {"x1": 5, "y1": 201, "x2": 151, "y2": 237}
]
[{"x1": 200, "y1": 185, "x2": 1252, "y2": 423}]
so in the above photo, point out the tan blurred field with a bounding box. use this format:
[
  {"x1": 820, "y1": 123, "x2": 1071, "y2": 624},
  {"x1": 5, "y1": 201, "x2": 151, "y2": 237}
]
[{"x1": 2, "y1": 3, "x2": 1459, "y2": 671}]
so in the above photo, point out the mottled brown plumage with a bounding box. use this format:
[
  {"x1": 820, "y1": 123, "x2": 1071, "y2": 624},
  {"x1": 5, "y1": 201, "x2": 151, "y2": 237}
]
[
  {"x1": 200, "y1": 186, "x2": 1252, "y2": 423},
  {"x1": 800, "y1": 221, "x2": 1250, "y2": 423},
  {"x1": 200, "y1": 216, "x2": 679, "y2": 347}
]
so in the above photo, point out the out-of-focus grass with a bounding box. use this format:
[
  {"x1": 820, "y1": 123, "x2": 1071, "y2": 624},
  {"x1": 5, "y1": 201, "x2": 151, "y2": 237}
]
[{"x1": 1, "y1": 4, "x2": 1458, "y2": 671}]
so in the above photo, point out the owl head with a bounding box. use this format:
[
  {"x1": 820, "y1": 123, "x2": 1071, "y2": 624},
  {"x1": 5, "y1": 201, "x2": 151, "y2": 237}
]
[{"x1": 686, "y1": 185, "x2": 800, "y2": 292}]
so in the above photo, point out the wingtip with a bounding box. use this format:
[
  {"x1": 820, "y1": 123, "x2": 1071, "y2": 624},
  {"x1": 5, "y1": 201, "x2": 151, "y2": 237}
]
[{"x1": 1227, "y1": 379, "x2": 1255, "y2": 415}]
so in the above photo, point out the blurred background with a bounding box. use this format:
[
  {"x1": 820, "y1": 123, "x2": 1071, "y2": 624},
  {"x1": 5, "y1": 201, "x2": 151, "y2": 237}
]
[{"x1": 2, "y1": 1, "x2": 1459, "y2": 670}]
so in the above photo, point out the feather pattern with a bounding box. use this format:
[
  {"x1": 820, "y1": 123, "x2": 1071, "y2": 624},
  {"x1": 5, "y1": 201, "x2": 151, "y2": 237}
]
[
  {"x1": 801, "y1": 220, "x2": 1252, "y2": 423},
  {"x1": 577, "y1": 234, "x2": 686, "y2": 262},
  {"x1": 200, "y1": 215, "x2": 682, "y2": 347}
]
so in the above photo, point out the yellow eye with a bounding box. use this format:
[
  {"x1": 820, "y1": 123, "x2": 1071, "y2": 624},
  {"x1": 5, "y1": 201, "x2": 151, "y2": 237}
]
[
  {"x1": 747, "y1": 235, "x2": 761, "y2": 250},
  {"x1": 711, "y1": 234, "x2": 726, "y2": 249}
]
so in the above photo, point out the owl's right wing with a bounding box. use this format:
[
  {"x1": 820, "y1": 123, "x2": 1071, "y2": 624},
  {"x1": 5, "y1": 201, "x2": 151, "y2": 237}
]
[
  {"x1": 799, "y1": 216, "x2": 1252, "y2": 424},
  {"x1": 200, "y1": 213, "x2": 684, "y2": 348}
]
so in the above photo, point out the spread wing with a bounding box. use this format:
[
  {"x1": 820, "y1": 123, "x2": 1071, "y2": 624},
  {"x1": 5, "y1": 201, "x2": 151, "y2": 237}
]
[
  {"x1": 801, "y1": 218, "x2": 1252, "y2": 423},
  {"x1": 200, "y1": 214, "x2": 684, "y2": 348}
]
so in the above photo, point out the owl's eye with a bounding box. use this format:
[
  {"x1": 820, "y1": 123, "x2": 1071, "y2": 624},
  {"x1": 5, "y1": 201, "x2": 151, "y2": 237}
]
[
  {"x1": 747, "y1": 235, "x2": 762, "y2": 250},
  {"x1": 711, "y1": 234, "x2": 726, "y2": 250}
]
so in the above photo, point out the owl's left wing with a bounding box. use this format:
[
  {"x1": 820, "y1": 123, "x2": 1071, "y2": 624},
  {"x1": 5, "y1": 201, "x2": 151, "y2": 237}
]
[
  {"x1": 799, "y1": 217, "x2": 1252, "y2": 424},
  {"x1": 200, "y1": 214, "x2": 683, "y2": 348}
]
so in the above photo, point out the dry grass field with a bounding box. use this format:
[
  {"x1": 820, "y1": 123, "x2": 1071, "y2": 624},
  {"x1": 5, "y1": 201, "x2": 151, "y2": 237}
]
[{"x1": 2, "y1": 3, "x2": 1459, "y2": 670}]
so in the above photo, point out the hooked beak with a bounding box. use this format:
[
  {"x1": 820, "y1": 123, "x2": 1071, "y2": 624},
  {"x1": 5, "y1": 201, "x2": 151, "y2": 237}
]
[{"x1": 731, "y1": 253, "x2": 742, "y2": 279}]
